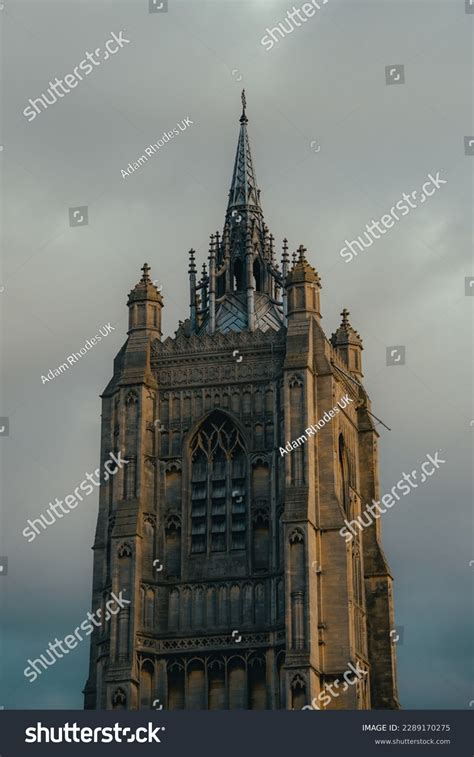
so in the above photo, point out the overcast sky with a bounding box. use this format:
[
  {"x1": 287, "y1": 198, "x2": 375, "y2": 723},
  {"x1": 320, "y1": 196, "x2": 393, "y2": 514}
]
[{"x1": 1, "y1": 0, "x2": 472, "y2": 709}]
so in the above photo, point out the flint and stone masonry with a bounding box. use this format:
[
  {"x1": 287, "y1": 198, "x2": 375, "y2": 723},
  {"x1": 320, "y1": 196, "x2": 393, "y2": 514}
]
[{"x1": 84, "y1": 92, "x2": 399, "y2": 710}]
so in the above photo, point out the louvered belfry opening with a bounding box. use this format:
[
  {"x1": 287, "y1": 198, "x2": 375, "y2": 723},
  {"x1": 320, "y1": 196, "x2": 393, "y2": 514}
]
[{"x1": 190, "y1": 413, "x2": 247, "y2": 555}]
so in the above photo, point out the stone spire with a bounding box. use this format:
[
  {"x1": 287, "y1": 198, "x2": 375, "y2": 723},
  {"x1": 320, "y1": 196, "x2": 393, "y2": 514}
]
[
  {"x1": 226, "y1": 89, "x2": 263, "y2": 230},
  {"x1": 187, "y1": 92, "x2": 285, "y2": 334}
]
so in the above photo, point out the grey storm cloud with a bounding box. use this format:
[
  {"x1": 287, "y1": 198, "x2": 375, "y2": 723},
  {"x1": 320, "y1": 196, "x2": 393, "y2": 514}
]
[{"x1": 1, "y1": 0, "x2": 472, "y2": 709}]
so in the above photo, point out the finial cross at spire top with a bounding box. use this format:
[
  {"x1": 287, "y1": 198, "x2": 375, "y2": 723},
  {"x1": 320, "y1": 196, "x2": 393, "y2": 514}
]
[
  {"x1": 341, "y1": 308, "x2": 350, "y2": 325},
  {"x1": 240, "y1": 89, "x2": 248, "y2": 123},
  {"x1": 141, "y1": 262, "x2": 151, "y2": 281}
]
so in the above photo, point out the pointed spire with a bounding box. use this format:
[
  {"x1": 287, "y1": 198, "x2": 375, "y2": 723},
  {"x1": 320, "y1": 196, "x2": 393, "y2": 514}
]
[
  {"x1": 190, "y1": 92, "x2": 285, "y2": 335},
  {"x1": 227, "y1": 90, "x2": 262, "y2": 222}
]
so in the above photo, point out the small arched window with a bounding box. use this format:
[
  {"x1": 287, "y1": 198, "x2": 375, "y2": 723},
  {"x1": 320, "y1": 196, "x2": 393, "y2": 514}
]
[
  {"x1": 290, "y1": 674, "x2": 307, "y2": 710},
  {"x1": 112, "y1": 687, "x2": 126, "y2": 709}
]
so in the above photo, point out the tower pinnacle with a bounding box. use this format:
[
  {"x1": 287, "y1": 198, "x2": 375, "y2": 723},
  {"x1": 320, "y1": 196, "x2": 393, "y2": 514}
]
[
  {"x1": 127, "y1": 263, "x2": 163, "y2": 336},
  {"x1": 331, "y1": 308, "x2": 363, "y2": 376}
]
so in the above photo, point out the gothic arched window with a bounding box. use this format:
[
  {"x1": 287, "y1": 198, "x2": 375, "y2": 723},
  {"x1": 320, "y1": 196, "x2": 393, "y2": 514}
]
[
  {"x1": 290, "y1": 674, "x2": 307, "y2": 710},
  {"x1": 253, "y1": 259, "x2": 262, "y2": 292},
  {"x1": 233, "y1": 259, "x2": 244, "y2": 291},
  {"x1": 190, "y1": 413, "x2": 247, "y2": 554}
]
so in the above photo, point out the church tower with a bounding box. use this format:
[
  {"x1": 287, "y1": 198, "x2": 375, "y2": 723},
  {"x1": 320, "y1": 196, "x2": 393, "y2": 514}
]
[{"x1": 84, "y1": 91, "x2": 399, "y2": 710}]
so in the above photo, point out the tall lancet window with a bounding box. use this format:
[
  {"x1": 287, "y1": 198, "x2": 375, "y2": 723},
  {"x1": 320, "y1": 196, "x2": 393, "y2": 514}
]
[
  {"x1": 233, "y1": 259, "x2": 244, "y2": 291},
  {"x1": 338, "y1": 434, "x2": 351, "y2": 515},
  {"x1": 253, "y1": 259, "x2": 262, "y2": 292},
  {"x1": 190, "y1": 413, "x2": 247, "y2": 554}
]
